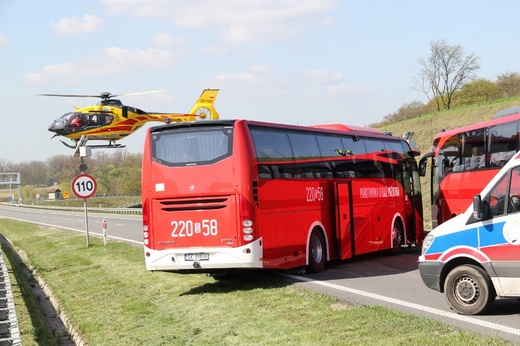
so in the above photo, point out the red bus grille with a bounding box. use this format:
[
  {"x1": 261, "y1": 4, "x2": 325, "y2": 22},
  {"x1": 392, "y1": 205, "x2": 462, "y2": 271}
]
[{"x1": 158, "y1": 197, "x2": 229, "y2": 212}]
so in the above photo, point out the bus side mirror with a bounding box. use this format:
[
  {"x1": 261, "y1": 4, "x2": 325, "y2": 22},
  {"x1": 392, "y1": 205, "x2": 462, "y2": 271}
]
[
  {"x1": 473, "y1": 195, "x2": 489, "y2": 220},
  {"x1": 418, "y1": 158, "x2": 427, "y2": 177}
]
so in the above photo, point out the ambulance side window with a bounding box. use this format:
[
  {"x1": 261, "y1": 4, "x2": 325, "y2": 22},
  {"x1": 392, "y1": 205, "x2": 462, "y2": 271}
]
[
  {"x1": 509, "y1": 167, "x2": 520, "y2": 213},
  {"x1": 487, "y1": 174, "x2": 509, "y2": 217},
  {"x1": 487, "y1": 167, "x2": 520, "y2": 217}
]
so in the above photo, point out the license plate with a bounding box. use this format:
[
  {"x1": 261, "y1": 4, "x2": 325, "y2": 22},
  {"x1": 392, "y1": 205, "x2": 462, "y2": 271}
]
[{"x1": 184, "y1": 253, "x2": 209, "y2": 261}]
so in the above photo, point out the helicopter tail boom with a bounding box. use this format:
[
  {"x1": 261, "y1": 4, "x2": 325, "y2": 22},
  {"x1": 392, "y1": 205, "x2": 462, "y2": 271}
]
[{"x1": 145, "y1": 88, "x2": 220, "y2": 123}]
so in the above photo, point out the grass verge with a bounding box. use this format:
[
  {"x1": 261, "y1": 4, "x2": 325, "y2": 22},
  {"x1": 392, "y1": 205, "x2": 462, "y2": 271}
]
[{"x1": 0, "y1": 219, "x2": 513, "y2": 346}]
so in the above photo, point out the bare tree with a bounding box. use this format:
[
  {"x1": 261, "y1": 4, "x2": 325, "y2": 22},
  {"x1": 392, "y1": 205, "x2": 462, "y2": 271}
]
[{"x1": 411, "y1": 40, "x2": 480, "y2": 111}]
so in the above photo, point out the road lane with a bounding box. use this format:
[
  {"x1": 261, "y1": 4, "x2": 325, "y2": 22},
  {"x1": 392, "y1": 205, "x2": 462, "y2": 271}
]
[{"x1": 1, "y1": 204, "x2": 519, "y2": 344}]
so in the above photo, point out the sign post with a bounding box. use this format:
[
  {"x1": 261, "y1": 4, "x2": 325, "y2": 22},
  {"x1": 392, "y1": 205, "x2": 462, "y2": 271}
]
[{"x1": 72, "y1": 174, "x2": 97, "y2": 246}]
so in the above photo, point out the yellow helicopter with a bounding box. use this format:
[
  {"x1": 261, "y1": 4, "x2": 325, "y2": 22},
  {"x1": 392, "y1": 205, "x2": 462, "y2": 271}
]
[{"x1": 44, "y1": 89, "x2": 219, "y2": 148}]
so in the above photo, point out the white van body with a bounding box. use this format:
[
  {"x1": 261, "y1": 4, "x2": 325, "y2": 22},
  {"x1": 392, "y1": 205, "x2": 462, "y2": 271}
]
[{"x1": 419, "y1": 151, "x2": 520, "y2": 315}]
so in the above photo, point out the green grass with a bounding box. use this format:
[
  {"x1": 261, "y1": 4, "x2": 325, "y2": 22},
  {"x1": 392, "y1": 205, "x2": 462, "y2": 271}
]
[
  {"x1": 1, "y1": 237, "x2": 59, "y2": 345},
  {"x1": 0, "y1": 219, "x2": 513, "y2": 345}
]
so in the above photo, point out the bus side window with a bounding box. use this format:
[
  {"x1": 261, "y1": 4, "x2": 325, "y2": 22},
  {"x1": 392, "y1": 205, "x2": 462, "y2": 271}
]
[
  {"x1": 489, "y1": 122, "x2": 519, "y2": 168},
  {"x1": 258, "y1": 165, "x2": 272, "y2": 179}
]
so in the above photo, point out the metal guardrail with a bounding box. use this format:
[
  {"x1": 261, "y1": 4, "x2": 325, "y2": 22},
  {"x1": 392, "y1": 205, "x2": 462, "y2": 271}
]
[
  {"x1": 0, "y1": 249, "x2": 21, "y2": 345},
  {"x1": 1, "y1": 203, "x2": 142, "y2": 215}
]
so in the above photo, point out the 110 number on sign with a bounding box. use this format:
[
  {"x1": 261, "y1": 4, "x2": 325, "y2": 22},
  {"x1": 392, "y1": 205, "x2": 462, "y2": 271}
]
[{"x1": 72, "y1": 174, "x2": 97, "y2": 199}]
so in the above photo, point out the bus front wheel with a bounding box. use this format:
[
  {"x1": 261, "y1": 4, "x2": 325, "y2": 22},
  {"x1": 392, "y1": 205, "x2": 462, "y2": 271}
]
[
  {"x1": 444, "y1": 264, "x2": 495, "y2": 315},
  {"x1": 390, "y1": 221, "x2": 403, "y2": 256},
  {"x1": 308, "y1": 229, "x2": 326, "y2": 273}
]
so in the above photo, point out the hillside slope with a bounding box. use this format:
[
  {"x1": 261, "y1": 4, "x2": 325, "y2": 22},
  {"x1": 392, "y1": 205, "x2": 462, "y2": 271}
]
[{"x1": 375, "y1": 96, "x2": 520, "y2": 230}]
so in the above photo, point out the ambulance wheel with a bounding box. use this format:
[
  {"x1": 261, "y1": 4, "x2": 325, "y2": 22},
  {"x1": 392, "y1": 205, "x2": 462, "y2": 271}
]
[
  {"x1": 308, "y1": 229, "x2": 326, "y2": 273},
  {"x1": 444, "y1": 264, "x2": 495, "y2": 315},
  {"x1": 390, "y1": 221, "x2": 403, "y2": 256}
]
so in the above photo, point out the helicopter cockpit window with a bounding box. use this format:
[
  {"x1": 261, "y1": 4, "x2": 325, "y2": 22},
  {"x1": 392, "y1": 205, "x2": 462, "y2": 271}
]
[
  {"x1": 69, "y1": 114, "x2": 86, "y2": 127},
  {"x1": 86, "y1": 115, "x2": 97, "y2": 126}
]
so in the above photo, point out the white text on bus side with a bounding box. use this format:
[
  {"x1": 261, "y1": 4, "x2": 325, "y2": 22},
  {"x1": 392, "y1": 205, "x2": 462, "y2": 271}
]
[
  {"x1": 171, "y1": 219, "x2": 218, "y2": 237},
  {"x1": 306, "y1": 186, "x2": 324, "y2": 202},
  {"x1": 359, "y1": 186, "x2": 401, "y2": 199}
]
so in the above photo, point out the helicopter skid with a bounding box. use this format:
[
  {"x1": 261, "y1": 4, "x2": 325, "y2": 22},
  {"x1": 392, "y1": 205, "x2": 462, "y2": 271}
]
[{"x1": 60, "y1": 139, "x2": 125, "y2": 150}]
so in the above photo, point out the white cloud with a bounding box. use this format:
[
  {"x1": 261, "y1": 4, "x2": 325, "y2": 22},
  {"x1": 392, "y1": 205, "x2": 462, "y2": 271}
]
[
  {"x1": 101, "y1": 0, "x2": 338, "y2": 45},
  {"x1": 24, "y1": 47, "x2": 179, "y2": 84},
  {"x1": 101, "y1": 0, "x2": 176, "y2": 16},
  {"x1": 51, "y1": 15, "x2": 104, "y2": 34},
  {"x1": 152, "y1": 32, "x2": 186, "y2": 48},
  {"x1": 304, "y1": 69, "x2": 369, "y2": 96},
  {"x1": 0, "y1": 34, "x2": 9, "y2": 46}
]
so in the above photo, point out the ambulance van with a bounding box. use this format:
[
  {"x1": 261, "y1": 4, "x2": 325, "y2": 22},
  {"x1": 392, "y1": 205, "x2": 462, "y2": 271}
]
[{"x1": 419, "y1": 151, "x2": 520, "y2": 315}]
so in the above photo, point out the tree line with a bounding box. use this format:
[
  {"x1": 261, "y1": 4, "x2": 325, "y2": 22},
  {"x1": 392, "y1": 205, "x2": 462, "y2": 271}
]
[{"x1": 0, "y1": 150, "x2": 141, "y2": 200}]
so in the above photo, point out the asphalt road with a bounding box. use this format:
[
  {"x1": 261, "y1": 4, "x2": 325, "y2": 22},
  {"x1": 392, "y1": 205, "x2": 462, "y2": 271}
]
[{"x1": 1, "y1": 204, "x2": 519, "y2": 344}]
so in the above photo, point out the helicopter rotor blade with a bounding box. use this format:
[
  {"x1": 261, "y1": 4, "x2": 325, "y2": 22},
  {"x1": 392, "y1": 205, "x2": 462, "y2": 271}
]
[
  {"x1": 113, "y1": 90, "x2": 168, "y2": 98},
  {"x1": 38, "y1": 93, "x2": 102, "y2": 98},
  {"x1": 38, "y1": 90, "x2": 167, "y2": 99}
]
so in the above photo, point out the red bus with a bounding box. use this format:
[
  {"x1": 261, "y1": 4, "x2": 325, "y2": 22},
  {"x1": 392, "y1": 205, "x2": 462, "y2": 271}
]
[
  {"x1": 142, "y1": 119, "x2": 424, "y2": 273},
  {"x1": 419, "y1": 105, "x2": 520, "y2": 228}
]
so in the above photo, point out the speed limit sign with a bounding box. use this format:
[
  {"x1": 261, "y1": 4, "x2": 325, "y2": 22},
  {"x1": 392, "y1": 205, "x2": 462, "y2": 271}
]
[{"x1": 72, "y1": 174, "x2": 97, "y2": 199}]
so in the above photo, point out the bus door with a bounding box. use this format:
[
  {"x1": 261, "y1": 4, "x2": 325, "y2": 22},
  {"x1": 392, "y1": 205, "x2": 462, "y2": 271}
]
[
  {"x1": 335, "y1": 182, "x2": 354, "y2": 260},
  {"x1": 403, "y1": 158, "x2": 423, "y2": 245}
]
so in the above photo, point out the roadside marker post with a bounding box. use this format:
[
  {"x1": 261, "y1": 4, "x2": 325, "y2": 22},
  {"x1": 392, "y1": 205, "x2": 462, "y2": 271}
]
[{"x1": 102, "y1": 219, "x2": 108, "y2": 246}]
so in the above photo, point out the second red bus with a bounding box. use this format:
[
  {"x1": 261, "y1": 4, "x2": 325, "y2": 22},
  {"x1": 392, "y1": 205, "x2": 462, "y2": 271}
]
[{"x1": 419, "y1": 105, "x2": 520, "y2": 228}]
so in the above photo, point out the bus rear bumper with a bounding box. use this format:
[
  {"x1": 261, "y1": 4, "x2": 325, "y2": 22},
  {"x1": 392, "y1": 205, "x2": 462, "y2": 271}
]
[{"x1": 144, "y1": 238, "x2": 263, "y2": 272}]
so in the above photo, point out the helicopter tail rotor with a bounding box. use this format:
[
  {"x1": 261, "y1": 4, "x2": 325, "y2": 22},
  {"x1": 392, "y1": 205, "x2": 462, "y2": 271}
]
[{"x1": 188, "y1": 89, "x2": 220, "y2": 120}]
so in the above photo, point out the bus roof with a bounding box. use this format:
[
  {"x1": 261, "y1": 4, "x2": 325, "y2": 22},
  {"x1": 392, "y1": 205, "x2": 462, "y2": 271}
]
[
  {"x1": 493, "y1": 105, "x2": 520, "y2": 119},
  {"x1": 310, "y1": 123, "x2": 383, "y2": 135},
  {"x1": 150, "y1": 119, "x2": 401, "y2": 140},
  {"x1": 434, "y1": 109, "x2": 520, "y2": 140}
]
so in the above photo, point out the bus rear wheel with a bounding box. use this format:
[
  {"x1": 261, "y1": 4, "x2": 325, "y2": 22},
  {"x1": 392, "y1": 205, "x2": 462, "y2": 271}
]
[
  {"x1": 444, "y1": 264, "x2": 495, "y2": 315},
  {"x1": 308, "y1": 229, "x2": 326, "y2": 273}
]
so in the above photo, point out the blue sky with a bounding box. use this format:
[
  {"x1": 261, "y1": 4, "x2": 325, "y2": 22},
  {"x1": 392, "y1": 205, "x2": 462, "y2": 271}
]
[{"x1": 1, "y1": 0, "x2": 520, "y2": 163}]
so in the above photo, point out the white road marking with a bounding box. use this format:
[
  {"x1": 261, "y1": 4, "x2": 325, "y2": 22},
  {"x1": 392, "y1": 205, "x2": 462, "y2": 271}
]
[
  {"x1": 0, "y1": 216, "x2": 143, "y2": 245},
  {"x1": 284, "y1": 273, "x2": 520, "y2": 337}
]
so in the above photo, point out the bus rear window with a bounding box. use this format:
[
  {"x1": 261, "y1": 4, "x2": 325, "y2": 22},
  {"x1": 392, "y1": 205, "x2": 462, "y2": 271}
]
[{"x1": 151, "y1": 126, "x2": 233, "y2": 166}]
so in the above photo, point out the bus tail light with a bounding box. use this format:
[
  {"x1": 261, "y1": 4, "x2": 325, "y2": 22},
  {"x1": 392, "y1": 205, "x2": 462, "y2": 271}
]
[
  {"x1": 240, "y1": 195, "x2": 256, "y2": 242},
  {"x1": 142, "y1": 199, "x2": 152, "y2": 246}
]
